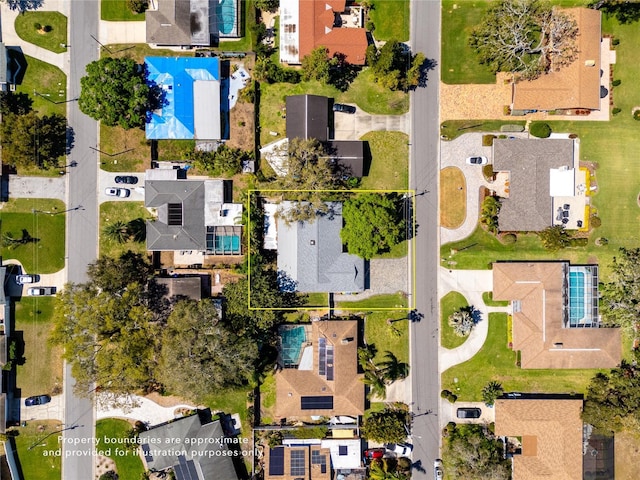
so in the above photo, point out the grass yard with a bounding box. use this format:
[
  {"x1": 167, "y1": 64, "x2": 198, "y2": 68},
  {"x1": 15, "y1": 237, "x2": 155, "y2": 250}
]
[
  {"x1": 482, "y1": 291, "x2": 509, "y2": 307},
  {"x1": 304, "y1": 292, "x2": 329, "y2": 308},
  {"x1": 201, "y1": 387, "x2": 251, "y2": 431},
  {"x1": 14, "y1": 12, "x2": 67, "y2": 53},
  {"x1": 359, "y1": 131, "x2": 409, "y2": 191},
  {"x1": 442, "y1": 313, "x2": 602, "y2": 401},
  {"x1": 259, "y1": 371, "x2": 276, "y2": 423},
  {"x1": 0, "y1": 199, "x2": 66, "y2": 273},
  {"x1": 100, "y1": 202, "x2": 153, "y2": 257},
  {"x1": 336, "y1": 293, "x2": 409, "y2": 310},
  {"x1": 440, "y1": 167, "x2": 466, "y2": 228},
  {"x1": 440, "y1": 120, "x2": 526, "y2": 141},
  {"x1": 369, "y1": 0, "x2": 410, "y2": 42},
  {"x1": 374, "y1": 240, "x2": 408, "y2": 259},
  {"x1": 12, "y1": 420, "x2": 62, "y2": 480},
  {"x1": 14, "y1": 55, "x2": 67, "y2": 117},
  {"x1": 340, "y1": 68, "x2": 409, "y2": 115},
  {"x1": 365, "y1": 311, "x2": 410, "y2": 363},
  {"x1": 101, "y1": 0, "x2": 145, "y2": 21},
  {"x1": 440, "y1": 291, "x2": 469, "y2": 350},
  {"x1": 96, "y1": 419, "x2": 145, "y2": 478},
  {"x1": 14, "y1": 297, "x2": 62, "y2": 397}
]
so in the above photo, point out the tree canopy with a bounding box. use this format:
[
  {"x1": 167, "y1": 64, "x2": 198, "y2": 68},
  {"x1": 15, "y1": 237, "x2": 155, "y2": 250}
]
[
  {"x1": 361, "y1": 405, "x2": 410, "y2": 444},
  {"x1": 2, "y1": 0, "x2": 43, "y2": 12},
  {"x1": 158, "y1": 299, "x2": 259, "y2": 400},
  {"x1": 340, "y1": 193, "x2": 405, "y2": 260},
  {"x1": 367, "y1": 40, "x2": 425, "y2": 91},
  {"x1": 0, "y1": 112, "x2": 67, "y2": 169},
  {"x1": 469, "y1": 0, "x2": 579, "y2": 80},
  {"x1": 301, "y1": 46, "x2": 334, "y2": 82},
  {"x1": 600, "y1": 247, "x2": 640, "y2": 333},
  {"x1": 79, "y1": 57, "x2": 155, "y2": 129}
]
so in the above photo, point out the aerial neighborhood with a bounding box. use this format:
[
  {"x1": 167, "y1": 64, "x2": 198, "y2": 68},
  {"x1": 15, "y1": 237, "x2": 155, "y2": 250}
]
[{"x1": 0, "y1": 0, "x2": 639, "y2": 479}]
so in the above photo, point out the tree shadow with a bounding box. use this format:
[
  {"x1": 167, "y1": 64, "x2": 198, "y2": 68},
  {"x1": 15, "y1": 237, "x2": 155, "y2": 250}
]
[
  {"x1": 7, "y1": 0, "x2": 43, "y2": 12},
  {"x1": 592, "y1": 0, "x2": 640, "y2": 24},
  {"x1": 417, "y1": 57, "x2": 438, "y2": 89},
  {"x1": 329, "y1": 53, "x2": 361, "y2": 92},
  {"x1": 0, "y1": 91, "x2": 33, "y2": 115}
]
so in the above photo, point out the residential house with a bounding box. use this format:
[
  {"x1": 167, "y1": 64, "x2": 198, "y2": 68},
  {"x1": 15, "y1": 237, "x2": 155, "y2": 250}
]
[
  {"x1": 492, "y1": 261, "x2": 621, "y2": 369},
  {"x1": 264, "y1": 444, "x2": 331, "y2": 480},
  {"x1": 145, "y1": 171, "x2": 243, "y2": 257},
  {"x1": 492, "y1": 138, "x2": 589, "y2": 232},
  {"x1": 275, "y1": 320, "x2": 364, "y2": 419},
  {"x1": 145, "y1": 56, "x2": 222, "y2": 140},
  {"x1": 275, "y1": 201, "x2": 365, "y2": 293},
  {"x1": 146, "y1": 0, "x2": 240, "y2": 47},
  {"x1": 279, "y1": 0, "x2": 368, "y2": 65},
  {"x1": 262, "y1": 95, "x2": 366, "y2": 178},
  {"x1": 511, "y1": 8, "x2": 603, "y2": 113},
  {"x1": 139, "y1": 409, "x2": 239, "y2": 480},
  {"x1": 495, "y1": 396, "x2": 584, "y2": 480}
]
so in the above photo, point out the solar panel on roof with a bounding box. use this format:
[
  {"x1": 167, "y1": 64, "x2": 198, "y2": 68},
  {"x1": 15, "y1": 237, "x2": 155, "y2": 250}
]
[
  {"x1": 326, "y1": 345, "x2": 334, "y2": 381},
  {"x1": 319, "y1": 337, "x2": 326, "y2": 375},
  {"x1": 269, "y1": 447, "x2": 285, "y2": 476},
  {"x1": 173, "y1": 455, "x2": 199, "y2": 480},
  {"x1": 290, "y1": 449, "x2": 306, "y2": 476},
  {"x1": 168, "y1": 203, "x2": 183, "y2": 226},
  {"x1": 301, "y1": 396, "x2": 334, "y2": 410},
  {"x1": 141, "y1": 444, "x2": 153, "y2": 462}
]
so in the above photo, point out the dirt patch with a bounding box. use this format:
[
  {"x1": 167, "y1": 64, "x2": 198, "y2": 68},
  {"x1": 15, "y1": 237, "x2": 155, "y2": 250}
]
[
  {"x1": 95, "y1": 455, "x2": 117, "y2": 479},
  {"x1": 226, "y1": 56, "x2": 256, "y2": 153},
  {"x1": 615, "y1": 430, "x2": 640, "y2": 480}
]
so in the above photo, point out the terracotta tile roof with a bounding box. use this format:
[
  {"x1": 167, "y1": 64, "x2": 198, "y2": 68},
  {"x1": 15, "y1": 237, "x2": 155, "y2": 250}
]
[
  {"x1": 298, "y1": 0, "x2": 368, "y2": 65},
  {"x1": 275, "y1": 320, "x2": 364, "y2": 418},
  {"x1": 513, "y1": 8, "x2": 601, "y2": 111},
  {"x1": 492, "y1": 262, "x2": 621, "y2": 369},
  {"x1": 495, "y1": 398, "x2": 584, "y2": 480}
]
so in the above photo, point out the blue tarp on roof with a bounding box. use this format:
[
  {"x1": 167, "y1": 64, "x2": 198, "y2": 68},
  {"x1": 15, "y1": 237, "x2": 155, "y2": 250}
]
[{"x1": 145, "y1": 56, "x2": 221, "y2": 140}]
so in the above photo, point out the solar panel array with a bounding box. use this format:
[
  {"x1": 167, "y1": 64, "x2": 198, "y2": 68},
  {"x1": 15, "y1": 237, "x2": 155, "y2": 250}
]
[
  {"x1": 167, "y1": 203, "x2": 183, "y2": 226},
  {"x1": 174, "y1": 454, "x2": 199, "y2": 480},
  {"x1": 319, "y1": 337, "x2": 326, "y2": 376},
  {"x1": 326, "y1": 344, "x2": 334, "y2": 381},
  {"x1": 312, "y1": 450, "x2": 328, "y2": 474},
  {"x1": 269, "y1": 447, "x2": 285, "y2": 476},
  {"x1": 301, "y1": 395, "x2": 334, "y2": 410},
  {"x1": 290, "y1": 449, "x2": 306, "y2": 477}
]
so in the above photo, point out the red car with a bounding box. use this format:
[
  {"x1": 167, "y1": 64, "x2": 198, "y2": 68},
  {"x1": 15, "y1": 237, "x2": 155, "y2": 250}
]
[{"x1": 364, "y1": 448, "x2": 385, "y2": 462}]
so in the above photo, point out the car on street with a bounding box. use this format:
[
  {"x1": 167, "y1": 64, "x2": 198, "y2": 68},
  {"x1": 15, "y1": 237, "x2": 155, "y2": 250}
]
[
  {"x1": 386, "y1": 443, "x2": 413, "y2": 456},
  {"x1": 333, "y1": 103, "x2": 356, "y2": 114},
  {"x1": 105, "y1": 187, "x2": 131, "y2": 198},
  {"x1": 434, "y1": 459, "x2": 444, "y2": 479},
  {"x1": 25, "y1": 395, "x2": 51, "y2": 406},
  {"x1": 27, "y1": 287, "x2": 56, "y2": 296},
  {"x1": 457, "y1": 407, "x2": 482, "y2": 419},
  {"x1": 466, "y1": 156, "x2": 488, "y2": 165},
  {"x1": 16, "y1": 274, "x2": 38, "y2": 285},
  {"x1": 364, "y1": 448, "x2": 385, "y2": 463},
  {"x1": 115, "y1": 175, "x2": 138, "y2": 185}
]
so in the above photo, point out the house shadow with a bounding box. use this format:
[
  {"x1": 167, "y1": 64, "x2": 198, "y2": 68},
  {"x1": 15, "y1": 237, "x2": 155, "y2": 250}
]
[
  {"x1": 362, "y1": 141, "x2": 372, "y2": 177},
  {"x1": 6, "y1": 47, "x2": 28, "y2": 86}
]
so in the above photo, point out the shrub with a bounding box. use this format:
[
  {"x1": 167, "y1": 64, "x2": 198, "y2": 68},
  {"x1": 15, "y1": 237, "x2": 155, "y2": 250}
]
[
  {"x1": 42, "y1": 25, "x2": 52, "y2": 32},
  {"x1": 441, "y1": 389, "x2": 458, "y2": 403},
  {"x1": 613, "y1": 107, "x2": 621, "y2": 115},
  {"x1": 590, "y1": 215, "x2": 602, "y2": 228},
  {"x1": 612, "y1": 38, "x2": 620, "y2": 46},
  {"x1": 529, "y1": 122, "x2": 552, "y2": 138},
  {"x1": 595, "y1": 237, "x2": 609, "y2": 246},
  {"x1": 34, "y1": 22, "x2": 41, "y2": 30},
  {"x1": 366, "y1": 20, "x2": 375, "y2": 32},
  {"x1": 502, "y1": 233, "x2": 517, "y2": 244},
  {"x1": 612, "y1": 79, "x2": 621, "y2": 87},
  {"x1": 503, "y1": 105, "x2": 511, "y2": 116},
  {"x1": 570, "y1": 238, "x2": 588, "y2": 247},
  {"x1": 127, "y1": 0, "x2": 148, "y2": 13},
  {"x1": 482, "y1": 134, "x2": 496, "y2": 147},
  {"x1": 634, "y1": 110, "x2": 640, "y2": 121},
  {"x1": 482, "y1": 164, "x2": 494, "y2": 181}
]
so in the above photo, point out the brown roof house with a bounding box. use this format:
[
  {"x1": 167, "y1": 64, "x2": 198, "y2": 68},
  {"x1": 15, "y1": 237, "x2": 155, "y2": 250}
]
[
  {"x1": 275, "y1": 320, "x2": 364, "y2": 419},
  {"x1": 512, "y1": 7, "x2": 602, "y2": 113},
  {"x1": 493, "y1": 261, "x2": 621, "y2": 369},
  {"x1": 279, "y1": 0, "x2": 368, "y2": 65},
  {"x1": 495, "y1": 397, "x2": 584, "y2": 480},
  {"x1": 492, "y1": 138, "x2": 589, "y2": 232}
]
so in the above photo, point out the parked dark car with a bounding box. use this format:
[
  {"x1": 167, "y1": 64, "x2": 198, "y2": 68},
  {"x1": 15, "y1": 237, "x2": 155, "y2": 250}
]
[
  {"x1": 25, "y1": 395, "x2": 51, "y2": 406},
  {"x1": 333, "y1": 103, "x2": 356, "y2": 114},
  {"x1": 115, "y1": 175, "x2": 138, "y2": 185},
  {"x1": 456, "y1": 407, "x2": 482, "y2": 419}
]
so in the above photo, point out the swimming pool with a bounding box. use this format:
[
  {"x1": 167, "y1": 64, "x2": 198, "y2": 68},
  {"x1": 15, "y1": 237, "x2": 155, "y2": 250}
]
[
  {"x1": 568, "y1": 270, "x2": 585, "y2": 325},
  {"x1": 281, "y1": 326, "x2": 307, "y2": 366},
  {"x1": 214, "y1": 235, "x2": 241, "y2": 254},
  {"x1": 216, "y1": 0, "x2": 236, "y2": 35}
]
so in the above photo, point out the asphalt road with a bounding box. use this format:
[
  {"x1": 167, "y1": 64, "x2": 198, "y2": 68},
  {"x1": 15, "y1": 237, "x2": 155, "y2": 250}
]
[
  {"x1": 409, "y1": 0, "x2": 442, "y2": 477},
  {"x1": 62, "y1": 0, "x2": 100, "y2": 478}
]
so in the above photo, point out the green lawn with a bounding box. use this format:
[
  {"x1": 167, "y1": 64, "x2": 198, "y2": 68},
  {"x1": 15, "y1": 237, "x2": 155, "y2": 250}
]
[
  {"x1": 369, "y1": 0, "x2": 410, "y2": 42},
  {"x1": 201, "y1": 387, "x2": 251, "y2": 431},
  {"x1": 14, "y1": 55, "x2": 67, "y2": 117},
  {"x1": 12, "y1": 421, "x2": 61, "y2": 480},
  {"x1": 96, "y1": 419, "x2": 145, "y2": 478},
  {"x1": 374, "y1": 240, "x2": 408, "y2": 259},
  {"x1": 340, "y1": 69, "x2": 409, "y2": 115},
  {"x1": 365, "y1": 311, "x2": 410, "y2": 363},
  {"x1": 101, "y1": 0, "x2": 145, "y2": 21},
  {"x1": 14, "y1": 12, "x2": 68, "y2": 53},
  {"x1": 100, "y1": 202, "x2": 153, "y2": 257},
  {"x1": 440, "y1": 291, "x2": 469, "y2": 349},
  {"x1": 14, "y1": 297, "x2": 62, "y2": 397},
  {"x1": 304, "y1": 292, "x2": 329, "y2": 308},
  {"x1": 482, "y1": 291, "x2": 509, "y2": 307},
  {"x1": 359, "y1": 131, "x2": 409, "y2": 191},
  {"x1": 442, "y1": 313, "x2": 603, "y2": 401},
  {"x1": 336, "y1": 293, "x2": 408, "y2": 310},
  {"x1": 0, "y1": 199, "x2": 66, "y2": 273}
]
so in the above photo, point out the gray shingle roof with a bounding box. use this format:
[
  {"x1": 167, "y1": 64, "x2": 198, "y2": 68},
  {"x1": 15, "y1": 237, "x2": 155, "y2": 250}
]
[
  {"x1": 277, "y1": 202, "x2": 365, "y2": 293},
  {"x1": 146, "y1": 0, "x2": 192, "y2": 46},
  {"x1": 493, "y1": 139, "x2": 574, "y2": 232},
  {"x1": 286, "y1": 95, "x2": 330, "y2": 142}
]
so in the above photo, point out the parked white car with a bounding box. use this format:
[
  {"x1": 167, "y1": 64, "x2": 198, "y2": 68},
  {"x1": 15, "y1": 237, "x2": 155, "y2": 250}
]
[
  {"x1": 105, "y1": 187, "x2": 130, "y2": 198},
  {"x1": 386, "y1": 443, "x2": 413, "y2": 456},
  {"x1": 466, "y1": 156, "x2": 488, "y2": 165}
]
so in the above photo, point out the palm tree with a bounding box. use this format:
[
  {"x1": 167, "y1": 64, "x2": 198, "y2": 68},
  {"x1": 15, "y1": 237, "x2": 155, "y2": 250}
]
[
  {"x1": 482, "y1": 380, "x2": 504, "y2": 406},
  {"x1": 378, "y1": 351, "x2": 410, "y2": 383},
  {"x1": 358, "y1": 343, "x2": 378, "y2": 371},
  {"x1": 363, "y1": 369, "x2": 386, "y2": 400},
  {"x1": 102, "y1": 221, "x2": 130, "y2": 244},
  {"x1": 126, "y1": 217, "x2": 146, "y2": 243},
  {"x1": 369, "y1": 458, "x2": 409, "y2": 480}
]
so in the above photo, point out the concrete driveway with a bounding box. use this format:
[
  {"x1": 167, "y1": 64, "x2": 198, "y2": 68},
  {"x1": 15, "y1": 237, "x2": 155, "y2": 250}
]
[
  {"x1": 440, "y1": 401, "x2": 495, "y2": 426},
  {"x1": 333, "y1": 107, "x2": 410, "y2": 140},
  {"x1": 98, "y1": 171, "x2": 145, "y2": 203},
  {"x1": 20, "y1": 394, "x2": 64, "y2": 422},
  {"x1": 6, "y1": 175, "x2": 66, "y2": 202}
]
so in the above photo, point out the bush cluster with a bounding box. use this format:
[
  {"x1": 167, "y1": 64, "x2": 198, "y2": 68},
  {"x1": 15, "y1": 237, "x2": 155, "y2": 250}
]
[
  {"x1": 529, "y1": 122, "x2": 552, "y2": 138},
  {"x1": 441, "y1": 389, "x2": 458, "y2": 403}
]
